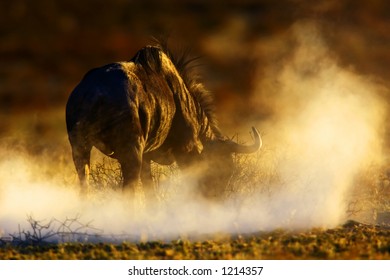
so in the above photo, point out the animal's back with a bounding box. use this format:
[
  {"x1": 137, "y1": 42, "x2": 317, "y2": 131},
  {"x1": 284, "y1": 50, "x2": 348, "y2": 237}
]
[
  {"x1": 66, "y1": 56, "x2": 177, "y2": 158},
  {"x1": 66, "y1": 63, "x2": 131, "y2": 134}
]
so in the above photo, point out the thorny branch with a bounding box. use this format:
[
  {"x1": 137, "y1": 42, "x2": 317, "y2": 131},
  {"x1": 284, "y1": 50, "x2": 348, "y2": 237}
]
[{"x1": 6, "y1": 214, "x2": 103, "y2": 245}]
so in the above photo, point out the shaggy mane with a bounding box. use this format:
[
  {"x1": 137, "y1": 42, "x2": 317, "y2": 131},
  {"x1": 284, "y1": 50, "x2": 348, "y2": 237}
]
[{"x1": 153, "y1": 39, "x2": 221, "y2": 136}]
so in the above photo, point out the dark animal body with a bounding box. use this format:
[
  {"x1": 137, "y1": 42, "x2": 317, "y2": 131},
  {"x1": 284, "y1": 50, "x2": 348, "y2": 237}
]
[{"x1": 66, "y1": 44, "x2": 261, "y2": 199}]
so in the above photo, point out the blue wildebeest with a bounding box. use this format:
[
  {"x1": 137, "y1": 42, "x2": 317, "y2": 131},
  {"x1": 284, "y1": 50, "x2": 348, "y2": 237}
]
[{"x1": 66, "y1": 43, "x2": 261, "y2": 200}]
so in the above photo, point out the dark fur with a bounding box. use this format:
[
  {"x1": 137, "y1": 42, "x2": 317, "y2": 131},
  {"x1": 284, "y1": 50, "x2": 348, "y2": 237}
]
[{"x1": 66, "y1": 43, "x2": 260, "y2": 199}]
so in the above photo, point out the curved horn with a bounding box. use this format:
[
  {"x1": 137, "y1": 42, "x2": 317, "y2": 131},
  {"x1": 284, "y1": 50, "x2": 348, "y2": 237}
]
[{"x1": 228, "y1": 127, "x2": 262, "y2": 154}]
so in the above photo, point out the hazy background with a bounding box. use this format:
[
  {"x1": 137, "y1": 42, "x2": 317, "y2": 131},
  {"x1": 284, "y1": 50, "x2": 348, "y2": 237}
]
[
  {"x1": 1, "y1": 0, "x2": 390, "y2": 148},
  {"x1": 1, "y1": 0, "x2": 390, "y2": 133},
  {"x1": 0, "y1": 0, "x2": 389, "y2": 240}
]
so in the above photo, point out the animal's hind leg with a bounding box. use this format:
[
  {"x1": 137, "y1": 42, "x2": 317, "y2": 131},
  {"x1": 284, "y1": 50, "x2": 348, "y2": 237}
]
[
  {"x1": 71, "y1": 145, "x2": 91, "y2": 196},
  {"x1": 116, "y1": 147, "x2": 143, "y2": 199},
  {"x1": 141, "y1": 158, "x2": 158, "y2": 206}
]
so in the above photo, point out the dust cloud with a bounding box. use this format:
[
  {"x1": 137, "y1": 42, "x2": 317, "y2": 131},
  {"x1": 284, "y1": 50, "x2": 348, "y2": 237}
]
[
  {"x1": 0, "y1": 20, "x2": 387, "y2": 243},
  {"x1": 250, "y1": 20, "x2": 386, "y2": 228}
]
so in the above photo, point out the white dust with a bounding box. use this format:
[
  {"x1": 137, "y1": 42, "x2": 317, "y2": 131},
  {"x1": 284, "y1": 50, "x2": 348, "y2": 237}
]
[
  {"x1": 0, "y1": 21, "x2": 387, "y2": 243},
  {"x1": 250, "y1": 20, "x2": 386, "y2": 228}
]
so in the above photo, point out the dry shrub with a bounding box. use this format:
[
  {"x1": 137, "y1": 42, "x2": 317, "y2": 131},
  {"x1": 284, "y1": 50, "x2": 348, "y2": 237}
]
[
  {"x1": 347, "y1": 165, "x2": 390, "y2": 224},
  {"x1": 87, "y1": 143, "x2": 389, "y2": 225},
  {"x1": 88, "y1": 154, "x2": 181, "y2": 202},
  {"x1": 87, "y1": 145, "x2": 278, "y2": 201}
]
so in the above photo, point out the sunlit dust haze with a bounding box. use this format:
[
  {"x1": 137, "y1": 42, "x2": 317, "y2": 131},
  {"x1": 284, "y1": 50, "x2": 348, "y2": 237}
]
[
  {"x1": 0, "y1": 20, "x2": 387, "y2": 243},
  {"x1": 251, "y1": 20, "x2": 387, "y2": 228}
]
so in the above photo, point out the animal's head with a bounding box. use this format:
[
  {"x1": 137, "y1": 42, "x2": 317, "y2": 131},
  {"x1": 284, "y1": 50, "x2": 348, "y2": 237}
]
[{"x1": 196, "y1": 127, "x2": 262, "y2": 199}]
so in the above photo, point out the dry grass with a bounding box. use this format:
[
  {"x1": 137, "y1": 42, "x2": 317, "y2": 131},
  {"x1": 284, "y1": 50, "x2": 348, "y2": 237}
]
[{"x1": 1, "y1": 221, "x2": 389, "y2": 260}]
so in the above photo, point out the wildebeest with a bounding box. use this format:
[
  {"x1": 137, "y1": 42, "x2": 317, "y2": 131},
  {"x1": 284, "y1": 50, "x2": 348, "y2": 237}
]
[{"x1": 66, "y1": 43, "x2": 261, "y2": 199}]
